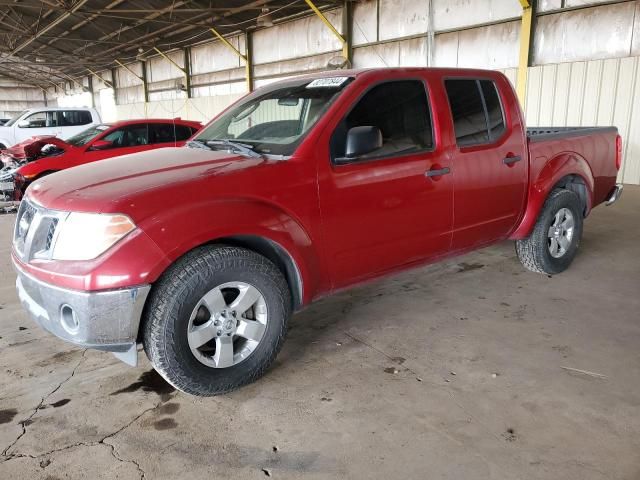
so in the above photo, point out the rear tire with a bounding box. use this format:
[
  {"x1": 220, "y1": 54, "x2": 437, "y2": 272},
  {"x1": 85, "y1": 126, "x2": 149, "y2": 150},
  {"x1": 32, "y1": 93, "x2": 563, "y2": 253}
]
[
  {"x1": 142, "y1": 245, "x2": 291, "y2": 396},
  {"x1": 515, "y1": 189, "x2": 584, "y2": 275}
]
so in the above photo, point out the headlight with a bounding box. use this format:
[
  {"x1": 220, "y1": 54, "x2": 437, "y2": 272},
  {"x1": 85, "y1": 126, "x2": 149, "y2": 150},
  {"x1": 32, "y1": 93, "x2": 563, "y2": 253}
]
[{"x1": 52, "y1": 212, "x2": 136, "y2": 261}]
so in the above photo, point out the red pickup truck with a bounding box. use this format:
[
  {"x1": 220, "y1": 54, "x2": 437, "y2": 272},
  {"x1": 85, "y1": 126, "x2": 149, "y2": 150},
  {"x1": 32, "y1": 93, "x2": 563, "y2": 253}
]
[
  {"x1": 5, "y1": 118, "x2": 201, "y2": 200},
  {"x1": 12, "y1": 68, "x2": 623, "y2": 396}
]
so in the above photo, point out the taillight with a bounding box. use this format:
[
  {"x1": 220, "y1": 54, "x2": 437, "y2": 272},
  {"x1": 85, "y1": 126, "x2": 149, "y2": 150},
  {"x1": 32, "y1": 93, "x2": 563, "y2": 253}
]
[{"x1": 615, "y1": 134, "x2": 623, "y2": 171}]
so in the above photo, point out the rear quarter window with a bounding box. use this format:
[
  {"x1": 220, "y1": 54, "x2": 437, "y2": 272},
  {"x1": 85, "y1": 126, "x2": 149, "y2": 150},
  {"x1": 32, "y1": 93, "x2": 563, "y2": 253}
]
[{"x1": 175, "y1": 125, "x2": 195, "y2": 141}]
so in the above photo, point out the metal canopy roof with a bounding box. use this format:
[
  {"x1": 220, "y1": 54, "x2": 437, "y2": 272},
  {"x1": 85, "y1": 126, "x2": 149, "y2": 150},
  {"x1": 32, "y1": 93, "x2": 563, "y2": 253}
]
[{"x1": 0, "y1": 0, "x2": 342, "y2": 89}]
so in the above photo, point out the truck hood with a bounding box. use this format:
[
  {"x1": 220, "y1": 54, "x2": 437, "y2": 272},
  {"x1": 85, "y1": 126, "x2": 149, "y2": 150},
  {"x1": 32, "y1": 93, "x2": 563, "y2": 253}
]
[{"x1": 27, "y1": 146, "x2": 265, "y2": 214}]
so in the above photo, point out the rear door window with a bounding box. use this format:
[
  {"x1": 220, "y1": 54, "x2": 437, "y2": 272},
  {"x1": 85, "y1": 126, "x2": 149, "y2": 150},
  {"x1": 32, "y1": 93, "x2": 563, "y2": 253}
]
[
  {"x1": 444, "y1": 79, "x2": 506, "y2": 146},
  {"x1": 149, "y1": 123, "x2": 175, "y2": 144},
  {"x1": 480, "y1": 80, "x2": 506, "y2": 140},
  {"x1": 57, "y1": 110, "x2": 92, "y2": 127}
]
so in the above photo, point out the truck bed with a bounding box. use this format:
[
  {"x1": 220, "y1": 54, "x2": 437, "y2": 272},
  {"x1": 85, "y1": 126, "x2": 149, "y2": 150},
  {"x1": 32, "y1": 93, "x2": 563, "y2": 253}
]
[{"x1": 526, "y1": 126, "x2": 619, "y2": 209}]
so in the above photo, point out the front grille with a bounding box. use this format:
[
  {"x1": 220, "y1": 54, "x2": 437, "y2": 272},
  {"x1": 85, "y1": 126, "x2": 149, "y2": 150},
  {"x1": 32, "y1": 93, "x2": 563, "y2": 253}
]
[
  {"x1": 13, "y1": 199, "x2": 65, "y2": 261},
  {"x1": 45, "y1": 218, "x2": 58, "y2": 251}
]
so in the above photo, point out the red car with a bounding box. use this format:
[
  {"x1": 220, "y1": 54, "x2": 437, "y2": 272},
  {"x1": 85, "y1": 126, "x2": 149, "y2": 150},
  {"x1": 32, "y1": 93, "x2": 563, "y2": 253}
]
[
  {"x1": 11, "y1": 118, "x2": 201, "y2": 199},
  {"x1": 12, "y1": 68, "x2": 622, "y2": 396}
]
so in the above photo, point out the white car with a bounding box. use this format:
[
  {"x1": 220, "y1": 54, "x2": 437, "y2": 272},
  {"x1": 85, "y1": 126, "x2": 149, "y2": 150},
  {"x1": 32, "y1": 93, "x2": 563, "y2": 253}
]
[{"x1": 0, "y1": 107, "x2": 101, "y2": 149}]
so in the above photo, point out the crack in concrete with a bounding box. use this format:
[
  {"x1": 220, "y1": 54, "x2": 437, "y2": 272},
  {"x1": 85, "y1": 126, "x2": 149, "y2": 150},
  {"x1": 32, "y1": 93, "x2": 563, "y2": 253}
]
[
  {"x1": 1, "y1": 349, "x2": 87, "y2": 458},
  {"x1": 0, "y1": 389, "x2": 173, "y2": 479}
]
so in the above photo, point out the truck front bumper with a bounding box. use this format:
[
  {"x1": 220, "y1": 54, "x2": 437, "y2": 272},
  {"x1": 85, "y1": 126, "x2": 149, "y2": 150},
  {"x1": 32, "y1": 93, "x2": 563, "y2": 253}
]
[{"x1": 14, "y1": 263, "x2": 150, "y2": 366}]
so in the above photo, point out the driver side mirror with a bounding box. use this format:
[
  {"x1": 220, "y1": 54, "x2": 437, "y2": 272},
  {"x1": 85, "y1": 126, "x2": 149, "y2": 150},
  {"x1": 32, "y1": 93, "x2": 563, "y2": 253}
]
[
  {"x1": 335, "y1": 126, "x2": 383, "y2": 165},
  {"x1": 17, "y1": 120, "x2": 29, "y2": 128},
  {"x1": 89, "y1": 139, "x2": 113, "y2": 151}
]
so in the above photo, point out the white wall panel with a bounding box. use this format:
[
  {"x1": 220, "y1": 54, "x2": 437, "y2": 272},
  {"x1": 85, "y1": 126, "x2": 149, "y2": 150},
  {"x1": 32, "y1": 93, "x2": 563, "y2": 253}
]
[
  {"x1": 534, "y1": 2, "x2": 636, "y2": 64},
  {"x1": 191, "y1": 35, "x2": 243, "y2": 74},
  {"x1": 253, "y1": 9, "x2": 343, "y2": 64},
  {"x1": 525, "y1": 56, "x2": 640, "y2": 184},
  {"x1": 432, "y1": 0, "x2": 521, "y2": 32},
  {"x1": 433, "y1": 21, "x2": 520, "y2": 69},
  {"x1": 353, "y1": 0, "x2": 378, "y2": 45},
  {"x1": 353, "y1": 37, "x2": 428, "y2": 68},
  {"x1": 379, "y1": 0, "x2": 428, "y2": 40},
  {"x1": 148, "y1": 50, "x2": 185, "y2": 83},
  {"x1": 538, "y1": 0, "x2": 562, "y2": 12}
]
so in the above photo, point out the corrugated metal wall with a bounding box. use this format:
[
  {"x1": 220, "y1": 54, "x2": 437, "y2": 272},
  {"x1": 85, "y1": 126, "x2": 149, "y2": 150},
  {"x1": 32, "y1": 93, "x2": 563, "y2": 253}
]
[{"x1": 523, "y1": 57, "x2": 640, "y2": 184}]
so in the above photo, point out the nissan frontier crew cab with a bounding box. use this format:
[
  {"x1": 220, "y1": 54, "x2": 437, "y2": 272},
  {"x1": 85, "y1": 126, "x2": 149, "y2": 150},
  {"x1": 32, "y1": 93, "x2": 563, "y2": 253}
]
[{"x1": 12, "y1": 68, "x2": 623, "y2": 396}]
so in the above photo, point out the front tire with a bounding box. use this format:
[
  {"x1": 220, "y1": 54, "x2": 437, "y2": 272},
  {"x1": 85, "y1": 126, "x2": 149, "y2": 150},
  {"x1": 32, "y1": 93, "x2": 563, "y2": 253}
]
[
  {"x1": 515, "y1": 189, "x2": 584, "y2": 275},
  {"x1": 142, "y1": 245, "x2": 291, "y2": 396}
]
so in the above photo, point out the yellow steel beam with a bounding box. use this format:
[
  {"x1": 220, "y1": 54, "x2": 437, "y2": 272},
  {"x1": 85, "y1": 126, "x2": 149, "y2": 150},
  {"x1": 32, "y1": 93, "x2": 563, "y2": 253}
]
[
  {"x1": 114, "y1": 59, "x2": 144, "y2": 82},
  {"x1": 209, "y1": 27, "x2": 253, "y2": 92},
  {"x1": 304, "y1": 0, "x2": 348, "y2": 58},
  {"x1": 153, "y1": 46, "x2": 187, "y2": 75},
  {"x1": 210, "y1": 27, "x2": 246, "y2": 60},
  {"x1": 519, "y1": 0, "x2": 531, "y2": 8},
  {"x1": 516, "y1": 2, "x2": 533, "y2": 105}
]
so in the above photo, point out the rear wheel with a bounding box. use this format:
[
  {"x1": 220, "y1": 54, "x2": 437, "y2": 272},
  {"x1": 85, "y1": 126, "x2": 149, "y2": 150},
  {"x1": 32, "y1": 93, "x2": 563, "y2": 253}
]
[
  {"x1": 142, "y1": 245, "x2": 291, "y2": 396},
  {"x1": 516, "y1": 189, "x2": 584, "y2": 275}
]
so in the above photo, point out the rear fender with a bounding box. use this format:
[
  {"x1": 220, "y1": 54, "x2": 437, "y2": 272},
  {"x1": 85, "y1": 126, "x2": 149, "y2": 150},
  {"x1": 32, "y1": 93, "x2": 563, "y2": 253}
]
[
  {"x1": 139, "y1": 198, "x2": 324, "y2": 306},
  {"x1": 510, "y1": 153, "x2": 594, "y2": 240}
]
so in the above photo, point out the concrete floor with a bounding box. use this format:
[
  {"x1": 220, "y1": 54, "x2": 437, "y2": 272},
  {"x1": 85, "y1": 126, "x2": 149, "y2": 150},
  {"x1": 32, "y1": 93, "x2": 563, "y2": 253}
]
[{"x1": 0, "y1": 187, "x2": 639, "y2": 480}]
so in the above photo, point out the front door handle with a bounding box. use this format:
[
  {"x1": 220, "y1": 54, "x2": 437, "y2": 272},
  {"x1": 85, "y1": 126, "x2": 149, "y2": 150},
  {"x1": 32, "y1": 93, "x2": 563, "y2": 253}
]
[
  {"x1": 503, "y1": 155, "x2": 522, "y2": 165},
  {"x1": 425, "y1": 167, "x2": 451, "y2": 178}
]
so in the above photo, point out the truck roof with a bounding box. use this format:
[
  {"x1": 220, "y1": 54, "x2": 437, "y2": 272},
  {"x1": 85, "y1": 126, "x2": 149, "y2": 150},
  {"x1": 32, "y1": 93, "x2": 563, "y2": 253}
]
[
  {"x1": 21, "y1": 107, "x2": 98, "y2": 112},
  {"x1": 291, "y1": 66, "x2": 505, "y2": 80}
]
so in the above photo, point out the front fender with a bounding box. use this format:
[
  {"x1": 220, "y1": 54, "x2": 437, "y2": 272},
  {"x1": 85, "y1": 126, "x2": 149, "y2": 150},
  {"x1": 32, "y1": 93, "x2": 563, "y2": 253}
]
[
  {"x1": 139, "y1": 197, "x2": 325, "y2": 305},
  {"x1": 510, "y1": 153, "x2": 594, "y2": 240}
]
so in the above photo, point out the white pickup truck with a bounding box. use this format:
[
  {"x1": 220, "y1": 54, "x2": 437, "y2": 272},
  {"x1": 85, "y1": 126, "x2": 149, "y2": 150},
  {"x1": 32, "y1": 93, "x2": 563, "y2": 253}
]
[{"x1": 0, "y1": 107, "x2": 101, "y2": 149}]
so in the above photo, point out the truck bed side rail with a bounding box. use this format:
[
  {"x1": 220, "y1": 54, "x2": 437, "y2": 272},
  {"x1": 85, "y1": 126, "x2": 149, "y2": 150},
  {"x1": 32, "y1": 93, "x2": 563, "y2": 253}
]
[{"x1": 527, "y1": 126, "x2": 618, "y2": 142}]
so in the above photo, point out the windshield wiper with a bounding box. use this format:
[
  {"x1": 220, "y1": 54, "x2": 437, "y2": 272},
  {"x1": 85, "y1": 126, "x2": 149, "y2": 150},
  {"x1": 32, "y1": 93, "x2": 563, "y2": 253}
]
[
  {"x1": 186, "y1": 139, "x2": 213, "y2": 150},
  {"x1": 205, "y1": 139, "x2": 262, "y2": 158}
]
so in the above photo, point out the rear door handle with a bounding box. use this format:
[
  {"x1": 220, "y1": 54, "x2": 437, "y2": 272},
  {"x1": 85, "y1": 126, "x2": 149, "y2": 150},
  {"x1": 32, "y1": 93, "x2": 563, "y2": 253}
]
[
  {"x1": 503, "y1": 155, "x2": 522, "y2": 165},
  {"x1": 425, "y1": 167, "x2": 451, "y2": 178}
]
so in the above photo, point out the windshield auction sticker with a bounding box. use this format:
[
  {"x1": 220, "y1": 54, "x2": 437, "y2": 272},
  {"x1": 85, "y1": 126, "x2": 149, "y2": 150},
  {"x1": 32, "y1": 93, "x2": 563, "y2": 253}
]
[{"x1": 306, "y1": 77, "x2": 350, "y2": 88}]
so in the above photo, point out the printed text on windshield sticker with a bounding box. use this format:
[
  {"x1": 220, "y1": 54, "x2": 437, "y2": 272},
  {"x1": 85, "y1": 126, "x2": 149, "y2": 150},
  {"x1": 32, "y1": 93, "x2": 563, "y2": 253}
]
[{"x1": 306, "y1": 77, "x2": 350, "y2": 88}]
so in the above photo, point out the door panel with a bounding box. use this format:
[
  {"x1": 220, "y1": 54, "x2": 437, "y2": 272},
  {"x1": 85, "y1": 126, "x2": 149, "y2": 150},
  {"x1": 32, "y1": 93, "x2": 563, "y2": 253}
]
[
  {"x1": 445, "y1": 78, "x2": 528, "y2": 250},
  {"x1": 318, "y1": 78, "x2": 453, "y2": 288}
]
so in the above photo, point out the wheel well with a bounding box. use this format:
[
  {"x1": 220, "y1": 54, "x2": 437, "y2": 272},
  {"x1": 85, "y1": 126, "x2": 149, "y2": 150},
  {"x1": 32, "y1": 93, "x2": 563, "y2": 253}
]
[
  {"x1": 553, "y1": 175, "x2": 589, "y2": 216},
  {"x1": 212, "y1": 235, "x2": 303, "y2": 311}
]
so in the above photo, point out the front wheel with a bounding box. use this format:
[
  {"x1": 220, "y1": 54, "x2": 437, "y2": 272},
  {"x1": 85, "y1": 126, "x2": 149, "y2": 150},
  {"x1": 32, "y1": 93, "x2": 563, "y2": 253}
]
[
  {"x1": 142, "y1": 245, "x2": 291, "y2": 396},
  {"x1": 516, "y1": 188, "x2": 584, "y2": 275}
]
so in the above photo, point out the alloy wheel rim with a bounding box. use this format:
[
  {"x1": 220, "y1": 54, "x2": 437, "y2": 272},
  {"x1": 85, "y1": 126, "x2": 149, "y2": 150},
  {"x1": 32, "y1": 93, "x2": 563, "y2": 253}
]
[
  {"x1": 187, "y1": 282, "x2": 268, "y2": 368},
  {"x1": 548, "y1": 207, "x2": 575, "y2": 258}
]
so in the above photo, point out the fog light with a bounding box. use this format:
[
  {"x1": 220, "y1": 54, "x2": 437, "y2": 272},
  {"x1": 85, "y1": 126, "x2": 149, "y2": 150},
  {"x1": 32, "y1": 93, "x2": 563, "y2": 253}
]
[{"x1": 60, "y1": 304, "x2": 79, "y2": 335}]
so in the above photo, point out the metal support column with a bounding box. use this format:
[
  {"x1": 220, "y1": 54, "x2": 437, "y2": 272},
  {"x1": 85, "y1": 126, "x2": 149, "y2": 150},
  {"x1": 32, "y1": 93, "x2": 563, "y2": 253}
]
[
  {"x1": 245, "y1": 31, "x2": 254, "y2": 92},
  {"x1": 341, "y1": 0, "x2": 353, "y2": 65},
  {"x1": 140, "y1": 61, "x2": 150, "y2": 104},
  {"x1": 111, "y1": 68, "x2": 118, "y2": 106},
  {"x1": 183, "y1": 48, "x2": 193, "y2": 98},
  {"x1": 517, "y1": 0, "x2": 534, "y2": 105}
]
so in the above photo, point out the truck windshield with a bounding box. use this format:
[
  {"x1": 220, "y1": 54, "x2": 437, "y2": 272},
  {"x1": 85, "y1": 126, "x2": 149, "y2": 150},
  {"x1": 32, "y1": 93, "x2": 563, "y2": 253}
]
[
  {"x1": 4, "y1": 111, "x2": 27, "y2": 127},
  {"x1": 66, "y1": 124, "x2": 111, "y2": 147},
  {"x1": 194, "y1": 76, "x2": 353, "y2": 156}
]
